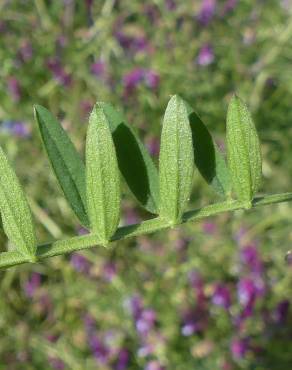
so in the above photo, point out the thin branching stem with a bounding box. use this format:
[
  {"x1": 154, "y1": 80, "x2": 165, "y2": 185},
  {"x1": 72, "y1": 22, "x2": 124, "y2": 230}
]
[{"x1": 1, "y1": 191, "x2": 292, "y2": 270}]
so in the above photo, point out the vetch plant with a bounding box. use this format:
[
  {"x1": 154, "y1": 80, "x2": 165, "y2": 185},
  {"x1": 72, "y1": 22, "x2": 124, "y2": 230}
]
[{"x1": 0, "y1": 94, "x2": 292, "y2": 269}]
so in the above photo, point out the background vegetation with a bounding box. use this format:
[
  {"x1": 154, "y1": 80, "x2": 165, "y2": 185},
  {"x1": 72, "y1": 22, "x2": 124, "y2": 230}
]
[{"x1": 0, "y1": 1, "x2": 292, "y2": 369}]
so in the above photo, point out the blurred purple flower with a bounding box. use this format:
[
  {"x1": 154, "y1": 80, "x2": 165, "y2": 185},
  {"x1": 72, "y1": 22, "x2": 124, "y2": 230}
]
[
  {"x1": 136, "y1": 308, "x2": 156, "y2": 335},
  {"x1": 145, "y1": 361, "x2": 165, "y2": 370},
  {"x1": 198, "y1": 0, "x2": 216, "y2": 26},
  {"x1": 18, "y1": 41, "x2": 33, "y2": 62},
  {"x1": 237, "y1": 277, "x2": 257, "y2": 307},
  {"x1": 1, "y1": 120, "x2": 31, "y2": 138},
  {"x1": 240, "y1": 244, "x2": 264, "y2": 274},
  {"x1": 181, "y1": 307, "x2": 208, "y2": 336},
  {"x1": 202, "y1": 221, "x2": 217, "y2": 235},
  {"x1": 24, "y1": 272, "x2": 41, "y2": 298},
  {"x1": 165, "y1": 0, "x2": 176, "y2": 10},
  {"x1": 115, "y1": 348, "x2": 129, "y2": 370},
  {"x1": 230, "y1": 337, "x2": 249, "y2": 360},
  {"x1": 124, "y1": 207, "x2": 140, "y2": 225},
  {"x1": 197, "y1": 44, "x2": 214, "y2": 66},
  {"x1": 48, "y1": 357, "x2": 65, "y2": 370},
  {"x1": 212, "y1": 284, "x2": 232, "y2": 309},
  {"x1": 144, "y1": 70, "x2": 160, "y2": 90},
  {"x1": 7, "y1": 77, "x2": 21, "y2": 101},
  {"x1": 91, "y1": 61, "x2": 105, "y2": 77},
  {"x1": 89, "y1": 335, "x2": 110, "y2": 364},
  {"x1": 47, "y1": 58, "x2": 72, "y2": 87},
  {"x1": 146, "y1": 137, "x2": 160, "y2": 157},
  {"x1": 123, "y1": 68, "x2": 145, "y2": 95},
  {"x1": 116, "y1": 31, "x2": 149, "y2": 53},
  {"x1": 127, "y1": 294, "x2": 143, "y2": 320},
  {"x1": 83, "y1": 313, "x2": 96, "y2": 334},
  {"x1": 222, "y1": 0, "x2": 237, "y2": 15},
  {"x1": 103, "y1": 261, "x2": 117, "y2": 282},
  {"x1": 70, "y1": 253, "x2": 91, "y2": 274},
  {"x1": 273, "y1": 300, "x2": 290, "y2": 324}
]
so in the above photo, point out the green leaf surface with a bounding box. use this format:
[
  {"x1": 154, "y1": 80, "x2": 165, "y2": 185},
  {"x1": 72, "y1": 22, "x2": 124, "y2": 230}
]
[
  {"x1": 159, "y1": 95, "x2": 194, "y2": 223},
  {"x1": 99, "y1": 102, "x2": 159, "y2": 214},
  {"x1": 185, "y1": 102, "x2": 231, "y2": 197},
  {"x1": 226, "y1": 95, "x2": 262, "y2": 204},
  {"x1": 0, "y1": 146, "x2": 37, "y2": 258},
  {"x1": 86, "y1": 103, "x2": 121, "y2": 242},
  {"x1": 34, "y1": 105, "x2": 89, "y2": 228}
]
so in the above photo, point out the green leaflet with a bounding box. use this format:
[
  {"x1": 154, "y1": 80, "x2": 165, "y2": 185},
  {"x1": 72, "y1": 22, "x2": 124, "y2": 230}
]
[
  {"x1": 98, "y1": 102, "x2": 159, "y2": 214},
  {"x1": 34, "y1": 105, "x2": 89, "y2": 228},
  {"x1": 226, "y1": 95, "x2": 262, "y2": 205},
  {"x1": 185, "y1": 102, "x2": 231, "y2": 197},
  {"x1": 159, "y1": 95, "x2": 194, "y2": 223},
  {"x1": 0, "y1": 146, "x2": 37, "y2": 258},
  {"x1": 86, "y1": 103, "x2": 120, "y2": 242}
]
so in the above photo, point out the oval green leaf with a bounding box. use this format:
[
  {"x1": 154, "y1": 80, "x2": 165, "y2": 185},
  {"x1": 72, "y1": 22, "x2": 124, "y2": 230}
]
[
  {"x1": 98, "y1": 102, "x2": 159, "y2": 214},
  {"x1": 34, "y1": 105, "x2": 89, "y2": 228},
  {"x1": 159, "y1": 95, "x2": 194, "y2": 223},
  {"x1": 226, "y1": 95, "x2": 262, "y2": 205},
  {"x1": 86, "y1": 103, "x2": 120, "y2": 242},
  {"x1": 0, "y1": 146, "x2": 37, "y2": 258},
  {"x1": 185, "y1": 101, "x2": 231, "y2": 197}
]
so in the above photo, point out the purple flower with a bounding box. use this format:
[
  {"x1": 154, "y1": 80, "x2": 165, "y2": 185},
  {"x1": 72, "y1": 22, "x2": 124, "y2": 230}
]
[
  {"x1": 124, "y1": 207, "x2": 140, "y2": 225},
  {"x1": 70, "y1": 253, "x2": 91, "y2": 274},
  {"x1": 273, "y1": 300, "x2": 290, "y2": 324},
  {"x1": 165, "y1": 0, "x2": 176, "y2": 10},
  {"x1": 91, "y1": 61, "x2": 105, "y2": 77},
  {"x1": 123, "y1": 68, "x2": 145, "y2": 95},
  {"x1": 102, "y1": 261, "x2": 117, "y2": 282},
  {"x1": 230, "y1": 337, "x2": 249, "y2": 360},
  {"x1": 197, "y1": 44, "x2": 214, "y2": 66},
  {"x1": 136, "y1": 308, "x2": 156, "y2": 335},
  {"x1": 144, "y1": 70, "x2": 160, "y2": 90},
  {"x1": 1, "y1": 120, "x2": 31, "y2": 138},
  {"x1": 127, "y1": 295, "x2": 143, "y2": 320},
  {"x1": 198, "y1": 0, "x2": 216, "y2": 26},
  {"x1": 212, "y1": 284, "x2": 232, "y2": 309},
  {"x1": 237, "y1": 277, "x2": 257, "y2": 306},
  {"x1": 18, "y1": 41, "x2": 33, "y2": 62},
  {"x1": 115, "y1": 348, "x2": 129, "y2": 370},
  {"x1": 7, "y1": 77, "x2": 21, "y2": 101},
  {"x1": 146, "y1": 137, "x2": 160, "y2": 157},
  {"x1": 89, "y1": 335, "x2": 110, "y2": 364},
  {"x1": 145, "y1": 361, "x2": 165, "y2": 370},
  {"x1": 48, "y1": 357, "x2": 65, "y2": 370},
  {"x1": 240, "y1": 244, "x2": 263, "y2": 274},
  {"x1": 222, "y1": 0, "x2": 237, "y2": 15},
  {"x1": 47, "y1": 58, "x2": 72, "y2": 87},
  {"x1": 181, "y1": 307, "x2": 208, "y2": 336},
  {"x1": 24, "y1": 272, "x2": 41, "y2": 298},
  {"x1": 202, "y1": 221, "x2": 217, "y2": 235},
  {"x1": 83, "y1": 313, "x2": 96, "y2": 334}
]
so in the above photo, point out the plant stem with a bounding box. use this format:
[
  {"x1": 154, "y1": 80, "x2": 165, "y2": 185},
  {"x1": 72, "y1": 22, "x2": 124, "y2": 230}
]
[{"x1": 1, "y1": 192, "x2": 292, "y2": 270}]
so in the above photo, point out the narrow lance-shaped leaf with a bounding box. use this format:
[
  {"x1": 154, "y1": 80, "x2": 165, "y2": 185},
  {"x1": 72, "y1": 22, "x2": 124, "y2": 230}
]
[
  {"x1": 34, "y1": 105, "x2": 89, "y2": 228},
  {"x1": 0, "y1": 146, "x2": 37, "y2": 258},
  {"x1": 184, "y1": 101, "x2": 231, "y2": 197},
  {"x1": 226, "y1": 95, "x2": 262, "y2": 205},
  {"x1": 98, "y1": 102, "x2": 159, "y2": 214},
  {"x1": 159, "y1": 95, "x2": 194, "y2": 223},
  {"x1": 86, "y1": 103, "x2": 120, "y2": 242}
]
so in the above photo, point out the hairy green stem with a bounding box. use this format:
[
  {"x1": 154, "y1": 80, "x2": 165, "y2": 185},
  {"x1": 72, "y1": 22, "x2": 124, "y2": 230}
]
[{"x1": 1, "y1": 192, "x2": 292, "y2": 270}]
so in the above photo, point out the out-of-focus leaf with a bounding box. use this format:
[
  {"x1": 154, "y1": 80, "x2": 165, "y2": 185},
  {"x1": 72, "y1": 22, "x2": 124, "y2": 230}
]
[
  {"x1": 185, "y1": 102, "x2": 231, "y2": 197},
  {"x1": 159, "y1": 95, "x2": 194, "y2": 223},
  {"x1": 0, "y1": 146, "x2": 37, "y2": 258},
  {"x1": 99, "y1": 102, "x2": 159, "y2": 214},
  {"x1": 86, "y1": 103, "x2": 120, "y2": 242},
  {"x1": 34, "y1": 105, "x2": 89, "y2": 228},
  {"x1": 226, "y1": 95, "x2": 262, "y2": 204}
]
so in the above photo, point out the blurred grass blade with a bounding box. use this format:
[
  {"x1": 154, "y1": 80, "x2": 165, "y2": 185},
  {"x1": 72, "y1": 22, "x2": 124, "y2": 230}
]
[
  {"x1": 185, "y1": 102, "x2": 231, "y2": 197},
  {"x1": 34, "y1": 105, "x2": 89, "y2": 228},
  {"x1": 0, "y1": 146, "x2": 37, "y2": 258},
  {"x1": 86, "y1": 103, "x2": 120, "y2": 242},
  {"x1": 159, "y1": 95, "x2": 194, "y2": 223},
  {"x1": 226, "y1": 95, "x2": 262, "y2": 205},
  {"x1": 99, "y1": 102, "x2": 159, "y2": 214}
]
